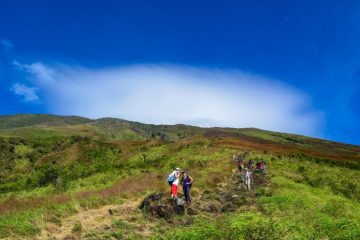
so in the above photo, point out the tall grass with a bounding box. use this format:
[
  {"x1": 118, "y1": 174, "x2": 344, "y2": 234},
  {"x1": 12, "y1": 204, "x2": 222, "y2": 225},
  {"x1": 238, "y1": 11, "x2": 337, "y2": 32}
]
[{"x1": 0, "y1": 133, "x2": 359, "y2": 239}]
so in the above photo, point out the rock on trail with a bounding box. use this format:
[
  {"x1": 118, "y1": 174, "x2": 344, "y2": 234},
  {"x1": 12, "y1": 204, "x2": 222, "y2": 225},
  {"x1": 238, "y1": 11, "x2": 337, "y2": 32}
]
[{"x1": 139, "y1": 192, "x2": 185, "y2": 219}]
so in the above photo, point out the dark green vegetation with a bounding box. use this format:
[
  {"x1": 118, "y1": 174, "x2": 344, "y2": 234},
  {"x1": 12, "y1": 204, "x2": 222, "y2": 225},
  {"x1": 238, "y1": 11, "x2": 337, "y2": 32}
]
[{"x1": 0, "y1": 114, "x2": 359, "y2": 239}]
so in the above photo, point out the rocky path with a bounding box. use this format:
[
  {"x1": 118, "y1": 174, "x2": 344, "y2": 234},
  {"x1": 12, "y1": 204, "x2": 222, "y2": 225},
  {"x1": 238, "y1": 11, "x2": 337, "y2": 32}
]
[{"x1": 141, "y1": 171, "x2": 269, "y2": 219}]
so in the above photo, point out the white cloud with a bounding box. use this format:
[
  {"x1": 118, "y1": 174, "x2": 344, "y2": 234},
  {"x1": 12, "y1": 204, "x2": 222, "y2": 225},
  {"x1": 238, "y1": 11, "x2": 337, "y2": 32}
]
[
  {"x1": 13, "y1": 60, "x2": 55, "y2": 84},
  {"x1": 1, "y1": 39, "x2": 14, "y2": 52},
  {"x1": 14, "y1": 62, "x2": 324, "y2": 137},
  {"x1": 11, "y1": 83, "x2": 39, "y2": 102}
]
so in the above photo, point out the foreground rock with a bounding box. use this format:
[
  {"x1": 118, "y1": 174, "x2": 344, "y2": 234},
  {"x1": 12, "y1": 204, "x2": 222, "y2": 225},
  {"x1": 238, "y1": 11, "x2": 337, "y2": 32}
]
[{"x1": 140, "y1": 192, "x2": 185, "y2": 219}]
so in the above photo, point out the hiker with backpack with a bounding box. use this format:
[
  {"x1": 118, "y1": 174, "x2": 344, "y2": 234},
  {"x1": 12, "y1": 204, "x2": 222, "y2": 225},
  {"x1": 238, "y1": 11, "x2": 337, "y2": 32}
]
[
  {"x1": 168, "y1": 167, "x2": 181, "y2": 199},
  {"x1": 261, "y1": 160, "x2": 266, "y2": 175},
  {"x1": 256, "y1": 161, "x2": 262, "y2": 172},
  {"x1": 181, "y1": 171, "x2": 193, "y2": 206}
]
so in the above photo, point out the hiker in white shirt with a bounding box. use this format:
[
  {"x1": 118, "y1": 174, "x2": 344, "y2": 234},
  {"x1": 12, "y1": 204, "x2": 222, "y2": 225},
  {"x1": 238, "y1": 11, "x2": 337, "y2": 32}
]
[{"x1": 168, "y1": 167, "x2": 180, "y2": 199}]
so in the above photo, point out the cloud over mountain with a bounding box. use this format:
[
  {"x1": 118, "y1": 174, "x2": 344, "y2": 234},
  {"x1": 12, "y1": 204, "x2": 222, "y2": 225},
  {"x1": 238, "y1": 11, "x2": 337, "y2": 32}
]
[{"x1": 12, "y1": 62, "x2": 324, "y2": 137}]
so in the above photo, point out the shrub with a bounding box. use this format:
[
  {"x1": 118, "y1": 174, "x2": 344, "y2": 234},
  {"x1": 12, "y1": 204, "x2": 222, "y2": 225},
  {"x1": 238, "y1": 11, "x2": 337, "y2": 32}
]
[
  {"x1": 256, "y1": 187, "x2": 266, "y2": 197},
  {"x1": 71, "y1": 220, "x2": 82, "y2": 234},
  {"x1": 297, "y1": 165, "x2": 306, "y2": 174}
]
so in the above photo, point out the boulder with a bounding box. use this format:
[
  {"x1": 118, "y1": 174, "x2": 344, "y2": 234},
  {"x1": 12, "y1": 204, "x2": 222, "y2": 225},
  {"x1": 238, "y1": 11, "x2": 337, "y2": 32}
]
[{"x1": 140, "y1": 192, "x2": 185, "y2": 219}]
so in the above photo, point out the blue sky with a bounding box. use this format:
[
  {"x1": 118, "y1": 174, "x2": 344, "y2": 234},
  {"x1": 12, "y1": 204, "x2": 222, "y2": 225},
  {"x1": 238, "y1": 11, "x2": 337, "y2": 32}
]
[{"x1": 0, "y1": 0, "x2": 359, "y2": 145}]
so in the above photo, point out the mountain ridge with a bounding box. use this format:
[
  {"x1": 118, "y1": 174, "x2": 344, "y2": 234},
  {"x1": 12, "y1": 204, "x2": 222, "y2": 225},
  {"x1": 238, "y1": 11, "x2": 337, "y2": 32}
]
[{"x1": 0, "y1": 113, "x2": 358, "y2": 147}]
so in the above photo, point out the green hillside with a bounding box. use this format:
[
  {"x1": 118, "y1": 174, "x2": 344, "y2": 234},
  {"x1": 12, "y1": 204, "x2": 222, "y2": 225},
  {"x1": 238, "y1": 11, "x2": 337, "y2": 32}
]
[
  {"x1": 0, "y1": 114, "x2": 92, "y2": 129},
  {"x1": 0, "y1": 114, "x2": 359, "y2": 239}
]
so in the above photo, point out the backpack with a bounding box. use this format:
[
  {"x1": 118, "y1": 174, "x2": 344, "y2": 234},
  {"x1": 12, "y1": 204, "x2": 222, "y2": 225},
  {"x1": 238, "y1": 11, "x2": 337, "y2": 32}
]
[
  {"x1": 177, "y1": 198, "x2": 184, "y2": 206},
  {"x1": 259, "y1": 162, "x2": 264, "y2": 169},
  {"x1": 167, "y1": 172, "x2": 175, "y2": 182}
]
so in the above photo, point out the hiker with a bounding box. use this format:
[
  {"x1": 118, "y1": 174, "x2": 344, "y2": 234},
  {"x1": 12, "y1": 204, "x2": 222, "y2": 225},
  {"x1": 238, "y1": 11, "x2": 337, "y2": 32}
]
[
  {"x1": 168, "y1": 167, "x2": 179, "y2": 186},
  {"x1": 237, "y1": 155, "x2": 244, "y2": 172},
  {"x1": 261, "y1": 160, "x2": 266, "y2": 174},
  {"x1": 181, "y1": 171, "x2": 193, "y2": 206},
  {"x1": 244, "y1": 167, "x2": 251, "y2": 190},
  {"x1": 168, "y1": 167, "x2": 181, "y2": 199},
  {"x1": 247, "y1": 159, "x2": 254, "y2": 171},
  {"x1": 256, "y1": 161, "x2": 262, "y2": 172}
]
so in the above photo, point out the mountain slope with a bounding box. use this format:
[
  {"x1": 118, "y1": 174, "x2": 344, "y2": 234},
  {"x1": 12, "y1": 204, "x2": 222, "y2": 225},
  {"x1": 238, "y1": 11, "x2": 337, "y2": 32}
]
[
  {"x1": 0, "y1": 114, "x2": 92, "y2": 128},
  {"x1": 0, "y1": 114, "x2": 359, "y2": 239},
  {"x1": 1, "y1": 114, "x2": 358, "y2": 163}
]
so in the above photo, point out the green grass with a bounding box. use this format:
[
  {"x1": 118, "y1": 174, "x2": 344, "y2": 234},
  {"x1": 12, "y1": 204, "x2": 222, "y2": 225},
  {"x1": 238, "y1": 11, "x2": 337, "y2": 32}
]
[
  {"x1": 239, "y1": 128, "x2": 306, "y2": 145},
  {"x1": 0, "y1": 140, "x2": 232, "y2": 238},
  {"x1": 0, "y1": 209, "x2": 43, "y2": 237},
  {"x1": 0, "y1": 193, "x2": 125, "y2": 238},
  {"x1": 2, "y1": 142, "x2": 360, "y2": 239},
  {"x1": 0, "y1": 114, "x2": 359, "y2": 239},
  {"x1": 159, "y1": 157, "x2": 360, "y2": 240}
]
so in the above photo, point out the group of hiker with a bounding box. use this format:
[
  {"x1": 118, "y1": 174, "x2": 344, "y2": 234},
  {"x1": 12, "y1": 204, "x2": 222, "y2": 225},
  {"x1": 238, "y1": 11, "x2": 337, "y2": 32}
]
[
  {"x1": 233, "y1": 153, "x2": 266, "y2": 175},
  {"x1": 167, "y1": 168, "x2": 193, "y2": 205},
  {"x1": 165, "y1": 153, "x2": 265, "y2": 206},
  {"x1": 232, "y1": 153, "x2": 266, "y2": 190}
]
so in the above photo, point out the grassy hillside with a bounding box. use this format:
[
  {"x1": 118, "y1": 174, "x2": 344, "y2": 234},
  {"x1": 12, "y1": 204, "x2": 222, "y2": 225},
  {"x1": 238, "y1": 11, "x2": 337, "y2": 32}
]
[
  {"x1": 0, "y1": 114, "x2": 359, "y2": 239},
  {"x1": 0, "y1": 114, "x2": 92, "y2": 129}
]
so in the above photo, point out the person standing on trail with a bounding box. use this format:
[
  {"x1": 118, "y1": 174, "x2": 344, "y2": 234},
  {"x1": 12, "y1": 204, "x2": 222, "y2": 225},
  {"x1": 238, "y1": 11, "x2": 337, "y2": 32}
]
[
  {"x1": 256, "y1": 161, "x2": 262, "y2": 172},
  {"x1": 237, "y1": 156, "x2": 244, "y2": 172},
  {"x1": 261, "y1": 160, "x2": 266, "y2": 174},
  {"x1": 247, "y1": 159, "x2": 254, "y2": 171},
  {"x1": 168, "y1": 168, "x2": 179, "y2": 185},
  {"x1": 244, "y1": 167, "x2": 252, "y2": 191},
  {"x1": 181, "y1": 171, "x2": 193, "y2": 206},
  {"x1": 169, "y1": 168, "x2": 181, "y2": 199}
]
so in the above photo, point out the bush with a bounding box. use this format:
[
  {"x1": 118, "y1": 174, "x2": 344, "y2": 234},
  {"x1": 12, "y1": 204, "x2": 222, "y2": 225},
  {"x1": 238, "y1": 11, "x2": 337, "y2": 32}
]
[
  {"x1": 71, "y1": 220, "x2": 82, "y2": 234},
  {"x1": 256, "y1": 187, "x2": 266, "y2": 197},
  {"x1": 297, "y1": 165, "x2": 306, "y2": 174}
]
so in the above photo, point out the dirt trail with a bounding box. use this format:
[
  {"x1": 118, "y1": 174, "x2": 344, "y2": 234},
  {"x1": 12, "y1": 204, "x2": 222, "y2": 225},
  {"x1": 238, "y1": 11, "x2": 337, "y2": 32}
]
[{"x1": 197, "y1": 170, "x2": 269, "y2": 214}]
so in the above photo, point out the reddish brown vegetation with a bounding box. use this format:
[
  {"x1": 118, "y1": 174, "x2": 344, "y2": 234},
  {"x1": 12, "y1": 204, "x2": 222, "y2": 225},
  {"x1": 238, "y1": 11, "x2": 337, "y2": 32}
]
[
  {"x1": 206, "y1": 130, "x2": 360, "y2": 162},
  {"x1": 0, "y1": 194, "x2": 69, "y2": 215},
  {"x1": 0, "y1": 173, "x2": 165, "y2": 215},
  {"x1": 76, "y1": 173, "x2": 166, "y2": 199}
]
